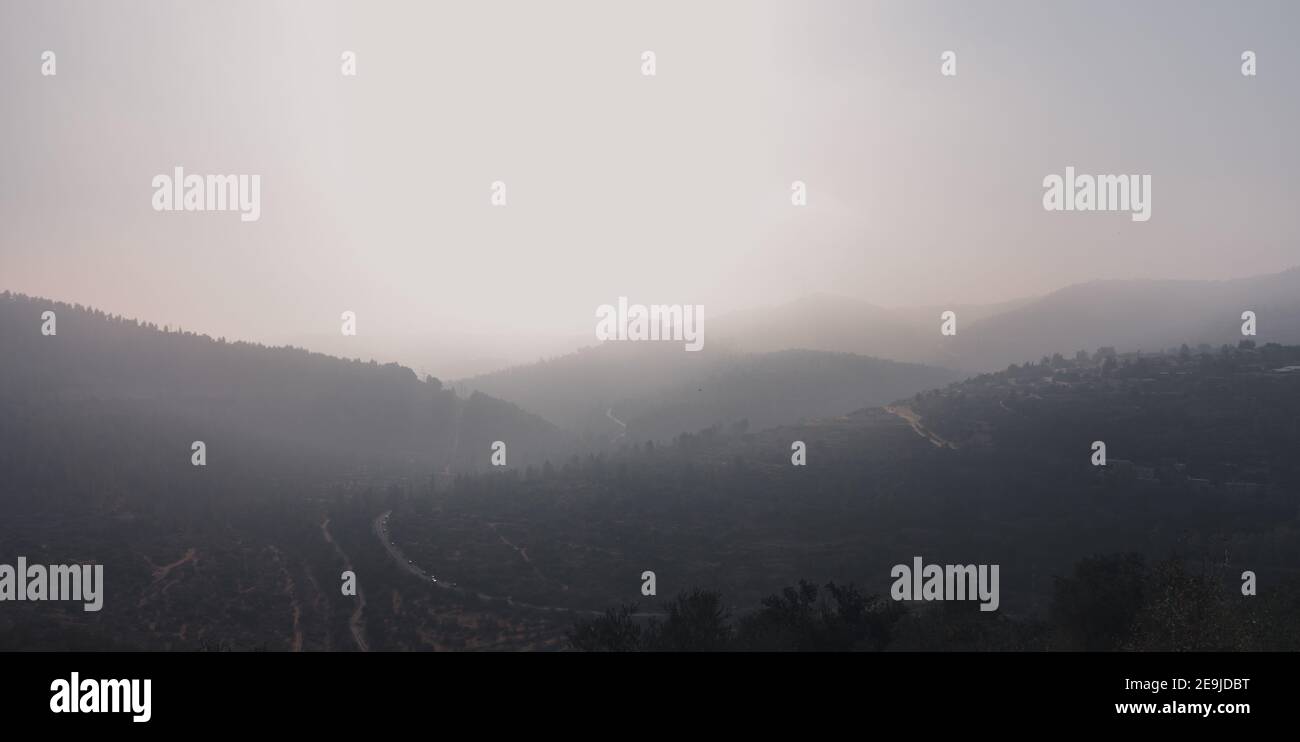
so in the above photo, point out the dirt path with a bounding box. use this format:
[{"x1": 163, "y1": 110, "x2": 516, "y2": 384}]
[
  {"x1": 148, "y1": 548, "x2": 197, "y2": 582},
  {"x1": 268, "y1": 546, "x2": 303, "y2": 652},
  {"x1": 884, "y1": 404, "x2": 958, "y2": 449},
  {"x1": 488, "y1": 523, "x2": 552, "y2": 588},
  {"x1": 321, "y1": 517, "x2": 370, "y2": 652},
  {"x1": 373, "y1": 511, "x2": 613, "y2": 618},
  {"x1": 606, "y1": 407, "x2": 627, "y2": 440},
  {"x1": 496, "y1": 532, "x2": 531, "y2": 563},
  {"x1": 135, "y1": 548, "x2": 199, "y2": 610}
]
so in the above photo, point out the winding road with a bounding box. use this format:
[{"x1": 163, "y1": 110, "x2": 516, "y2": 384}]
[{"x1": 372, "y1": 511, "x2": 608, "y2": 617}]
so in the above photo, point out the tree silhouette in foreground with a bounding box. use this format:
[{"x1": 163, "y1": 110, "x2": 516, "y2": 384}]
[
  {"x1": 569, "y1": 581, "x2": 903, "y2": 651},
  {"x1": 571, "y1": 556, "x2": 1300, "y2": 651}
]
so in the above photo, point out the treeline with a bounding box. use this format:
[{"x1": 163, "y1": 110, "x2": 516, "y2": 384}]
[
  {"x1": 0, "y1": 291, "x2": 573, "y2": 476},
  {"x1": 911, "y1": 341, "x2": 1300, "y2": 490},
  {"x1": 570, "y1": 554, "x2": 1300, "y2": 651}
]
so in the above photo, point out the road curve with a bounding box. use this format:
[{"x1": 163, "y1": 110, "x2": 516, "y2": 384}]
[{"x1": 372, "y1": 510, "x2": 607, "y2": 617}]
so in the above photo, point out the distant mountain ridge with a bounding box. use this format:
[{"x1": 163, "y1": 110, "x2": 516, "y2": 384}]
[
  {"x1": 458, "y1": 340, "x2": 959, "y2": 441},
  {"x1": 704, "y1": 267, "x2": 1300, "y2": 372},
  {"x1": 951, "y1": 267, "x2": 1300, "y2": 370}
]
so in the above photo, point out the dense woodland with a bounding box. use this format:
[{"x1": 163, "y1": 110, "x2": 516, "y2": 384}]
[{"x1": 0, "y1": 292, "x2": 572, "y2": 476}]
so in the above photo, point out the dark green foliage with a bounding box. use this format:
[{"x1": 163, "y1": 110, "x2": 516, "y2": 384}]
[
  {"x1": 570, "y1": 557, "x2": 1300, "y2": 651},
  {"x1": 1051, "y1": 554, "x2": 1146, "y2": 650},
  {"x1": 568, "y1": 605, "x2": 644, "y2": 652}
]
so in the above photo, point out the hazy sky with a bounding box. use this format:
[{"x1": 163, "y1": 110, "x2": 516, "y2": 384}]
[{"x1": 3, "y1": 0, "x2": 1298, "y2": 355}]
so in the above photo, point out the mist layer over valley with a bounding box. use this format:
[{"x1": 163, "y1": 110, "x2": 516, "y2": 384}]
[{"x1": 4, "y1": 0, "x2": 1300, "y2": 656}]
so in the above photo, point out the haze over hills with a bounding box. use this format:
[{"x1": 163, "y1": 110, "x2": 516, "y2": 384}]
[
  {"x1": 392, "y1": 342, "x2": 1300, "y2": 646},
  {"x1": 0, "y1": 292, "x2": 573, "y2": 474},
  {"x1": 611, "y1": 349, "x2": 958, "y2": 442},
  {"x1": 243, "y1": 266, "x2": 1300, "y2": 386},
  {"x1": 7, "y1": 285, "x2": 1299, "y2": 651},
  {"x1": 456, "y1": 340, "x2": 958, "y2": 440},
  {"x1": 452, "y1": 267, "x2": 1300, "y2": 438},
  {"x1": 951, "y1": 267, "x2": 1300, "y2": 371},
  {"x1": 273, "y1": 329, "x2": 591, "y2": 382},
  {"x1": 691, "y1": 266, "x2": 1300, "y2": 373},
  {"x1": 5, "y1": 0, "x2": 1300, "y2": 666},
  {"x1": 11, "y1": 265, "x2": 1295, "y2": 471},
  {"x1": 708, "y1": 293, "x2": 1036, "y2": 364}
]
